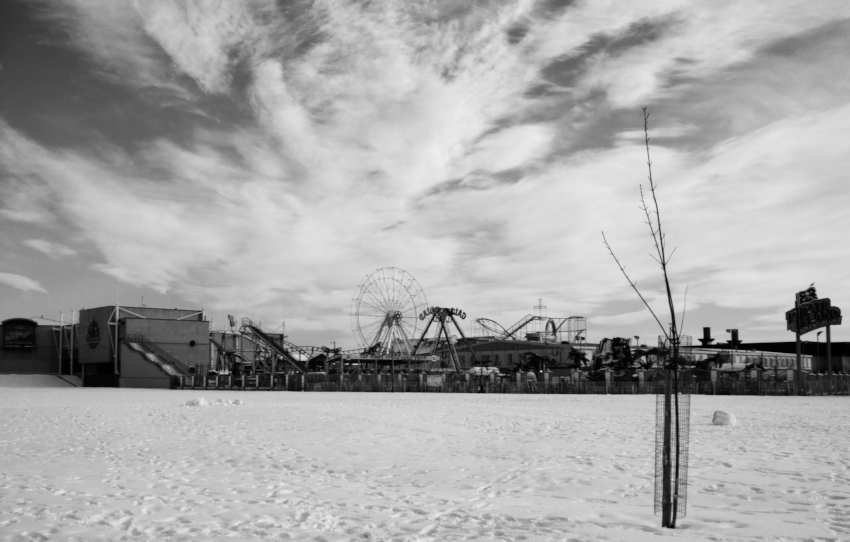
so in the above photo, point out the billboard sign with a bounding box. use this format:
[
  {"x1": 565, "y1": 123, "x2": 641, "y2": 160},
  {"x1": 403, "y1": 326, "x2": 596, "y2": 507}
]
[
  {"x1": 786, "y1": 298, "x2": 842, "y2": 335},
  {"x1": 2, "y1": 319, "x2": 36, "y2": 348}
]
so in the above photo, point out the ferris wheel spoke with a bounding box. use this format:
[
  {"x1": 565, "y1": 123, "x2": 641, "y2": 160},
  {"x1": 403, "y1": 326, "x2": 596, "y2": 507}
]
[
  {"x1": 358, "y1": 297, "x2": 386, "y2": 314},
  {"x1": 395, "y1": 283, "x2": 411, "y2": 312},
  {"x1": 386, "y1": 279, "x2": 401, "y2": 310},
  {"x1": 395, "y1": 283, "x2": 409, "y2": 311},
  {"x1": 389, "y1": 272, "x2": 404, "y2": 305},
  {"x1": 379, "y1": 269, "x2": 392, "y2": 302},
  {"x1": 362, "y1": 291, "x2": 389, "y2": 312},
  {"x1": 387, "y1": 281, "x2": 402, "y2": 311},
  {"x1": 360, "y1": 319, "x2": 384, "y2": 331},
  {"x1": 399, "y1": 323, "x2": 418, "y2": 341},
  {"x1": 395, "y1": 294, "x2": 415, "y2": 314},
  {"x1": 370, "y1": 280, "x2": 393, "y2": 310}
]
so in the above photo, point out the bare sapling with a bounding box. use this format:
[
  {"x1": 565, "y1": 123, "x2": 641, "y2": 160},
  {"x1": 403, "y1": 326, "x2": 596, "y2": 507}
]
[{"x1": 601, "y1": 107, "x2": 686, "y2": 528}]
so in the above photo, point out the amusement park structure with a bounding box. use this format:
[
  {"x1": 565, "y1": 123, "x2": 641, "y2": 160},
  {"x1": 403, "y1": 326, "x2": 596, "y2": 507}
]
[
  {"x1": 411, "y1": 306, "x2": 481, "y2": 371},
  {"x1": 350, "y1": 268, "x2": 427, "y2": 357},
  {"x1": 476, "y1": 299, "x2": 587, "y2": 343},
  {"x1": 2, "y1": 268, "x2": 827, "y2": 390}
]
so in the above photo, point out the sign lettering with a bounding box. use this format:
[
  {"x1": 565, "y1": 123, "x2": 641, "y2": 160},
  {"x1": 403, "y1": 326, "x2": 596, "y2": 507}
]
[
  {"x1": 786, "y1": 298, "x2": 842, "y2": 335},
  {"x1": 2, "y1": 323, "x2": 35, "y2": 348},
  {"x1": 418, "y1": 307, "x2": 467, "y2": 321}
]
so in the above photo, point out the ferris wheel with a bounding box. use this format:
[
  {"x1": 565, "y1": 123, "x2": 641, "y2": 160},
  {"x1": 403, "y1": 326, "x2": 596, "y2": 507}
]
[{"x1": 350, "y1": 268, "x2": 428, "y2": 356}]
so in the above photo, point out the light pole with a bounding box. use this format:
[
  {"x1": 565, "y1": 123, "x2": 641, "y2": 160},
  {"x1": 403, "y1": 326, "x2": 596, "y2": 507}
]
[
  {"x1": 817, "y1": 331, "x2": 822, "y2": 372},
  {"x1": 726, "y1": 329, "x2": 737, "y2": 366}
]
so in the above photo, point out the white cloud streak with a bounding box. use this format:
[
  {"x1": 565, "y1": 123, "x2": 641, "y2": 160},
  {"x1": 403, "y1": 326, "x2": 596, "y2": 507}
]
[
  {"x1": 0, "y1": 272, "x2": 47, "y2": 294},
  {"x1": 3, "y1": 1, "x2": 850, "y2": 343},
  {"x1": 23, "y1": 239, "x2": 77, "y2": 258}
]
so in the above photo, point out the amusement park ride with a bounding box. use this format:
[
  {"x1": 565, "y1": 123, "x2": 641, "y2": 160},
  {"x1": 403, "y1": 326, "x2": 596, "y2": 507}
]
[
  {"x1": 350, "y1": 268, "x2": 426, "y2": 358},
  {"x1": 208, "y1": 267, "x2": 713, "y2": 380},
  {"x1": 476, "y1": 312, "x2": 587, "y2": 343},
  {"x1": 211, "y1": 267, "x2": 532, "y2": 376}
]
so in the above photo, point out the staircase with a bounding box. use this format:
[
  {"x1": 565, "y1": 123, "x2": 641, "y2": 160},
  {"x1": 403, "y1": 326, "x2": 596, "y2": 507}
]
[{"x1": 125, "y1": 334, "x2": 193, "y2": 376}]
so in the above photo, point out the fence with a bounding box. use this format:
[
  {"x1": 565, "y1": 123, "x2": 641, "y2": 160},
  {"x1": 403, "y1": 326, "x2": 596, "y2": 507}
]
[{"x1": 177, "y1": 372, "x2": 850, "y2": 395}]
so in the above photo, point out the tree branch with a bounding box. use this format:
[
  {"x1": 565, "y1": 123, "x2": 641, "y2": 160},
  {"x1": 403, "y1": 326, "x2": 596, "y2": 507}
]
[
  {"x1": 602, "y1": 231, "x2": 670, "y2": 342},
  {"x1": 643, "y1": 107, "x2": 679, "y2": 350}
]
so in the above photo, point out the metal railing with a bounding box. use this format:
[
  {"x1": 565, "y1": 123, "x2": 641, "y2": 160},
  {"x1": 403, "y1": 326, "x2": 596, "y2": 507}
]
[
  {"x1": 239, "y1": 317, "x2": 310, "y2": 374},
  {"x1": 174, "y1": 372, "x2": 850, "y2": 395},
  {"x1": 125, "y1": 334, "x2": 193, "y2": 375}
]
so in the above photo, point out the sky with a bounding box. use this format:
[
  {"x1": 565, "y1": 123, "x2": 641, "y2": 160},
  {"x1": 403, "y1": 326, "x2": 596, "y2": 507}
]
[{"x1": 1, "y1": 0, "x2": 849, "y2": 349}]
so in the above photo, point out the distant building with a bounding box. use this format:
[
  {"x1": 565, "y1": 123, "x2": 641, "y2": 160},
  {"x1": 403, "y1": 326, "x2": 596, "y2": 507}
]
[
  {"x1": 0, "y1": 317, "x2": 77, "y2": 375},
  {"x1": 449, "y1": 339, "x2": 588, "y2": 374},
  {"x1": 731, "y1": 341, "x2": 850, "y2": 373},
  {"x1": 79, "y1": 305, "x2": 209, "y2": 388}
]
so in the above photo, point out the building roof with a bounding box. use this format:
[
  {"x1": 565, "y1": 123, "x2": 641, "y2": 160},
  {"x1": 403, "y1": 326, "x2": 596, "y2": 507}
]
[{"x1": 454, "y1": 339, "x2": 579, "y2": 352}]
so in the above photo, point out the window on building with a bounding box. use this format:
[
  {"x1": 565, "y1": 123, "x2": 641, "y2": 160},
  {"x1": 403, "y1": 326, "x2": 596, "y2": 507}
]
[
  {"x1": 494, "y1": 354, "x2": 499, "y2": 365},
  {"x1": 507, "y1": 354, "x2": 512, "y2": 365}
]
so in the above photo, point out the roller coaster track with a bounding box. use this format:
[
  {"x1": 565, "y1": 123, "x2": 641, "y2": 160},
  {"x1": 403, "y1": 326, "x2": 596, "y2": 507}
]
[
  {"x1": 477, "y1": 315, "x2": 585, "y2": 341},
  {"x1": 240, "y1": 317, "x2": 310, "y2": 374},
  {"x1": 477, "y1": 315, "x2": 535, "y2": 339},
  {"x1": 505, "y1": 314, "x2": 536, "y2": 338}
]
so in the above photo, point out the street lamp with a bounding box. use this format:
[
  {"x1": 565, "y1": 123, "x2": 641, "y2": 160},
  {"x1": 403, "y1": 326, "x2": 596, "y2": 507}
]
[
  {"x1": 817, "y1": 331, "x2": 823, "y2": 371},
  {"x1": 726, "y1": 329, "x2": 737, "y2": 365}
]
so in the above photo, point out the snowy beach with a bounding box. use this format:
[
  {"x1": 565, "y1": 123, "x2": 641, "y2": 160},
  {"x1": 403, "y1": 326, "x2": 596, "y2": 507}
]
[{"x1": 1, "y1": 379, "x2": 848, "y2": 541}]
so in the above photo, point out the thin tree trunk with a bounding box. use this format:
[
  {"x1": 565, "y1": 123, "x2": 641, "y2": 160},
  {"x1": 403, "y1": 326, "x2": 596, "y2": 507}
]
[{"x1": 662, "y1": 369, "x2": 672, "y2": 527}]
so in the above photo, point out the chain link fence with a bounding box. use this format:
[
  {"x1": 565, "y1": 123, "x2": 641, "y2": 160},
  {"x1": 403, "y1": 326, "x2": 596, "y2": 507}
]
[{"x1": 177, "y1": 371, "x2": 850, "y2": 395}]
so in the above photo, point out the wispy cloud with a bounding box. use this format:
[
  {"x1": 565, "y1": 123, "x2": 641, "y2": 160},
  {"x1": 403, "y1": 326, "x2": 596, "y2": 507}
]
[
  {"x1": 0, "y1": 272, "x2": 47, "y2": 294},
  {"x1": 2, "y1": 1, "x2": 850, "y2": 343},
  {"x1": 22, "y1": 239, "x2": 77, "y2": 258}
]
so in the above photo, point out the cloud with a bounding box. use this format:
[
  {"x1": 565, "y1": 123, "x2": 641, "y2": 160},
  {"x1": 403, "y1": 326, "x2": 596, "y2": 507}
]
[
  {"x1": 0, "y1": 272, "x2": 47, "y2": 293},
  {"x1": 530, "y1": 2, "x2": 850, "y2": 108},
  {"x1": 22, "y1": 239, "x2": 77, "y2": 258},
  {"x1": 3, "y1": 1, "x2": 850, "y2": 344},
  {"x1": 36, "y1": 0, "x2": 179, "y2": 92}
]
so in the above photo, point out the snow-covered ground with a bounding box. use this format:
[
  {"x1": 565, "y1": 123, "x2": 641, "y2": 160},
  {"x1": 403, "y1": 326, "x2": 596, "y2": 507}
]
[
  {"x1": 0, "y1": 375, "x2": 77, "y2": 388},
  {"x1": 1, "y1": 382, "x2": 848, "y2": 541}
]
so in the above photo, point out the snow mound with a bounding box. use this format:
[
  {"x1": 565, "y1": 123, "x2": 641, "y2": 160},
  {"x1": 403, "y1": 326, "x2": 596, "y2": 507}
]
[
  {"x1": 184, "y1": 397, "x2": 244, "y2": 407},
  {"x1": 712, "y1": 410, "x2": 737, "y2": 426}
]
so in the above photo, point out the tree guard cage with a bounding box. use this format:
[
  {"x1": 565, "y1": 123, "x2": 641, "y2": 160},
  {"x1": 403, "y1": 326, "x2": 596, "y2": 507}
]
[{"x1": 655, "y1": 391, "x2": 690, "y2": 520}]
